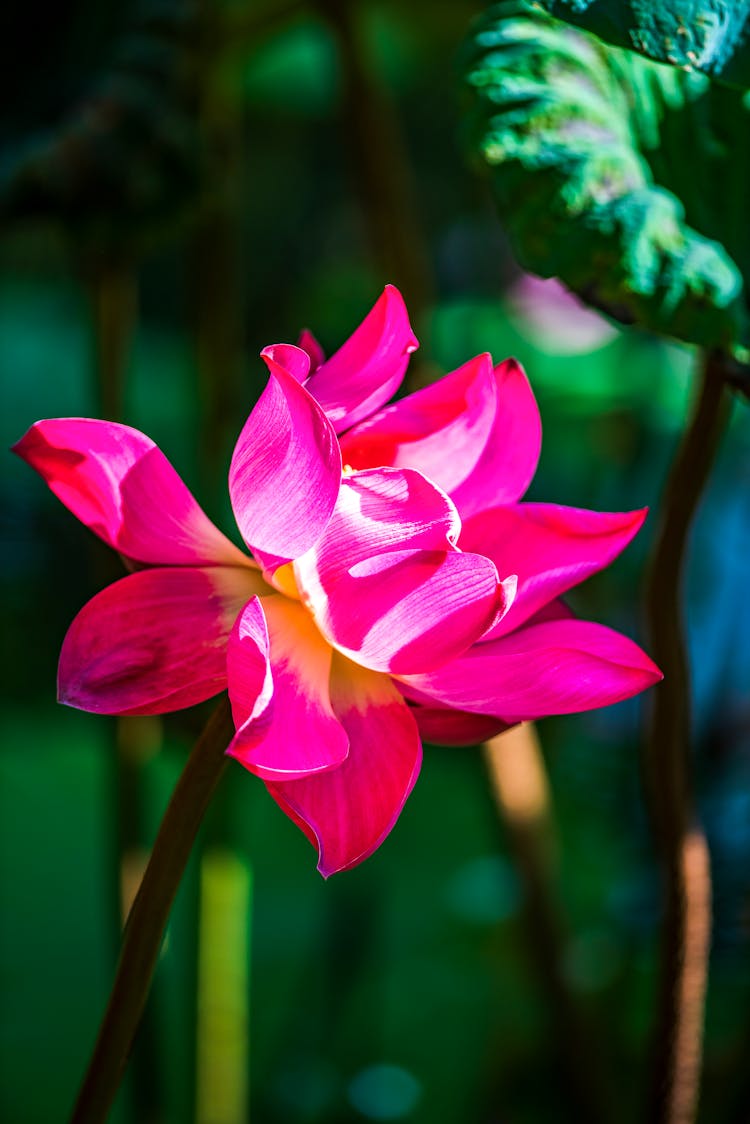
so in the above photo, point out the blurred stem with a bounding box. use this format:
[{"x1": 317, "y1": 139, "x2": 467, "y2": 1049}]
[
  {"x1": 321, "y1": 0, "x2": 433, "y2": 338},
  {"x1": 644, "y1": 351, "x2": 732, "y2": 1124},
  {"x1": 69, "y1": 695, "x2": 234, "y2": 1124},
  {"x1": 484, "y1": 725, "x2": 619, "y2": 1124}
]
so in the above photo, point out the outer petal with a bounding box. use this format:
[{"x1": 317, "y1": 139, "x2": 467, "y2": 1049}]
[
  {"x1": 450, "y1": 359, "x2": 542, "y2": 517},
  {"x1": 58, "y1": 566, "x2": 264, "y2": 715},
  {"x1": 261, "y1": 343, "x2": 311, "y2": 384},
  {"x1": 339, "y1": 352, "x2": 497, "y2": 494},
  {"x1": 399, "y1": 617, "x2": 662, "y2": 722},
  {"x1": 294, "y1": 468, "x2": 512, "y2": 674},
  {"x1": 303, "y1": 286, "x2": 419, "y2": 433},
  {"x1": 407, "y1": 702, "x2": 512, "y2": 746},
  {"x1": 226, "y1": 595, "x2": 349, "y2": 781},
  {"x1": 297, "y1": 329, "x2": 325, "y2": 372},
  {"x1": 228, "y1": 350, "x2": 341, "y2": 567},
  {"x1": 461, "y1": 503, "x2": 647, "y2": 639},
  {"x1": 13, "y1": 419, "x2": 249, "y2": 568},
  {"x1": 266, "y1": 654, "x2": 422, "y2": 876}
]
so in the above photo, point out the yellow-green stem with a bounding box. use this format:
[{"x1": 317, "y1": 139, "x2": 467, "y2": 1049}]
[{"x1": 69, "y1": 696, "x2": 234, "y2": 1124}]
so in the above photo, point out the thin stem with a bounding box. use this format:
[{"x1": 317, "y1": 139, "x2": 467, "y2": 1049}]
[
  {"x1": 69, "y1": 695, "x2": 234, "y2": 1124},
  {"x1": 645, "y1": 352, "x2": 732, "y2": 1124}
]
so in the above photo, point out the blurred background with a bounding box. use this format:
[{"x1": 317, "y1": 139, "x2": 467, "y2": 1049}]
[{"x1": 2, "y1": 2, "x2": 750, "y2": 1122}]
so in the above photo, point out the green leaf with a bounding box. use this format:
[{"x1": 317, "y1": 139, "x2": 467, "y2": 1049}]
[
  {"x1": 537, "y1": 0, "x2": 750, "y2": 89},
  {"x1": 462, "y1": 2, "x2": 750, "y2": 364}
]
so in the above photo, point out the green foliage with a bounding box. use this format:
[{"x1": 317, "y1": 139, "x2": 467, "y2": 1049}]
[
  {"x1": 538, "y1": 0, "x2": 750, "y2": 88},
  {"x1": 463, "y1": 2, "x2": 750, "y2": 364}
]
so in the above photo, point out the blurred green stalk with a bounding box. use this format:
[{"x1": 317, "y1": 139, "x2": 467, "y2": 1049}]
[
  {"x1": 196, "y1": 849, "x2": 252, "y2": 1124},
  {"x1": 69, "y1": 696, "x2": 234, "y2": 1124}
]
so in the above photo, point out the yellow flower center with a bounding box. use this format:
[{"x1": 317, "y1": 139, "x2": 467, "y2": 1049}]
[{"x1": 267, "y1": 561, "x2": 301, "y2": 600}]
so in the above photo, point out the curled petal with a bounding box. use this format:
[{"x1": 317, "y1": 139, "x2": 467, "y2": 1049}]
[
  {"x1": 451, "y1": 359, "x2": 542, "y2": 517},
  {"x1": 340, "y1": 352, "x2": 497, "y2": 495},
  {"x1": 399, "y1": 617, "x2": 662, "y2": 722},
  {"x1": 229, "y1": 352, "x2": 341, "y2": 567},
  {"x1": 225, "y1": 596, "x2": 274, "y2": 731},
  {"x1": 461, "y1": 503, "x2": 647, "y2": 639},
  {"x1": 266, "y1": 655, "x2": 422, "y2": 876},
  {"x1": 304, "y1": 286, "x2": 419, "y2": 432},
  {"x1": 59, "y1": 566, "x2": 264, "y2": 715},
  {"x1": 295, "y1": 469, "x2": 511, "y2": 673},
  {"x1": 13, "y1": 419, "x2": 248, "y2": 568},
  {"x1": 260, "y1": 343, "x2": 311, "y2": 384},
  {"x1": 227, "y1": 596, "x2": 349, "y2": 781}
]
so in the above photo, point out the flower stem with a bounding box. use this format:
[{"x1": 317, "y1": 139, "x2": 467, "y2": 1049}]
[
  {"x1": 644, "y1": 352, "x2": 732, "y2": 1124},
  {"x1": 69, "y1": 695, "x2": 235, "y2": 1124}
]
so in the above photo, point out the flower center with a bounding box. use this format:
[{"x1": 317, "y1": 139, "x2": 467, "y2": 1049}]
[{"x1": 267, "y1": 561, "x2": 301, "y2": 600}]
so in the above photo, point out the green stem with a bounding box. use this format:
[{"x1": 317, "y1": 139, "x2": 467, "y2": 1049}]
[
  {"x1": 69, "y1": 695, "x2": 234, "y2": 1124},
  {"x1": 645, "y1": 352, "x2": 732, "y2": 1124}
]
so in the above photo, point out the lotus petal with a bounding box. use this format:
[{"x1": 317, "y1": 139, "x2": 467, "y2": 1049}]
[
  {"x1": 13, "y1": 419, "x2": 248, "y2": 568},
  {"x1": 340, "y1": 352, "x2": 497, "y2": 495},
  {"x1": 399, "y1": 617, "x2": 662, "y2": 722},
  {"x1": 407, "y1": 701, "x2": 512, "y2": 746},
  {"x1": 295, "y1": 468, "x2": 512, "y2": 673},
  {"x1": 304, "y1": 286, "x2": 418, "y2": 432},
  {"x1": 229, "y1": 352, "x2": 341, "y2": 567},
  {"x1": 461, "y1": 503, "x2": 647, "y2": 638},
  {"x1": 59, "y1": 565, "x2": 263, "y2": 715},
  {"x1": 297, "y1": 329, "x2": 325, "y2": 372},
  {"x1": 227, "y1": 595, "x2": 349, "y2": 781},
  {"x1": 451, "y1": 359, "x2": 542, "y2": 517},
  {"x1": 267, "y1": 655, "x2": 422, "y2": 875}
]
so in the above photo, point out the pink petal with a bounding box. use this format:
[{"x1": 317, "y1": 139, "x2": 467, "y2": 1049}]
[
  {"x1": 227, "y1": 595, "x2": 349, "y2": 781},
  {"x1": 13, "y1": 419, "x2": 249, "y2": 568},
  {"x1": 297, "y1": 329, "x2": 325, "y2": 372},
  {"x1": 450, "y1": 359, "x2": 542, "y2": 517},
  {"x1": 266, "y1": 655, "x2": 422, "y2": 876},
  {"x1": 399, "y1": 617, "x2": 662, "y2": 722},
  {"x1": 224, "y1": 595, "x2": 274, "y2": 730},
  {"x1": 260, "y1": 343, "x2": 311, "y2": 384},
  {"x1": 303, "y1": 286, "x2": 419, "y2": 433},
  {"x1": 339, "y1": 352, "x2": 497, "y2": 494},
  {"x1": 294, "y1": 468, "x2": 512, "y2": 674},
  {"x1": 228, "y1": 351, "x2": 341, "y2": 567},
  {"x1": 58, "y1": 566, "x2": 264, "y2": 715},
  {"x1": 461, "y1": 503, "x2": 647, "y2": 639},
  {"x1": 406, "y1": 701, "x2": 512, "y2": 746}
]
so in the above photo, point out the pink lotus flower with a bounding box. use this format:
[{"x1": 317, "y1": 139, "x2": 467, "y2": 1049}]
[{"x1": 14, "y1": 286, "x2": 660, "y2": 875}]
